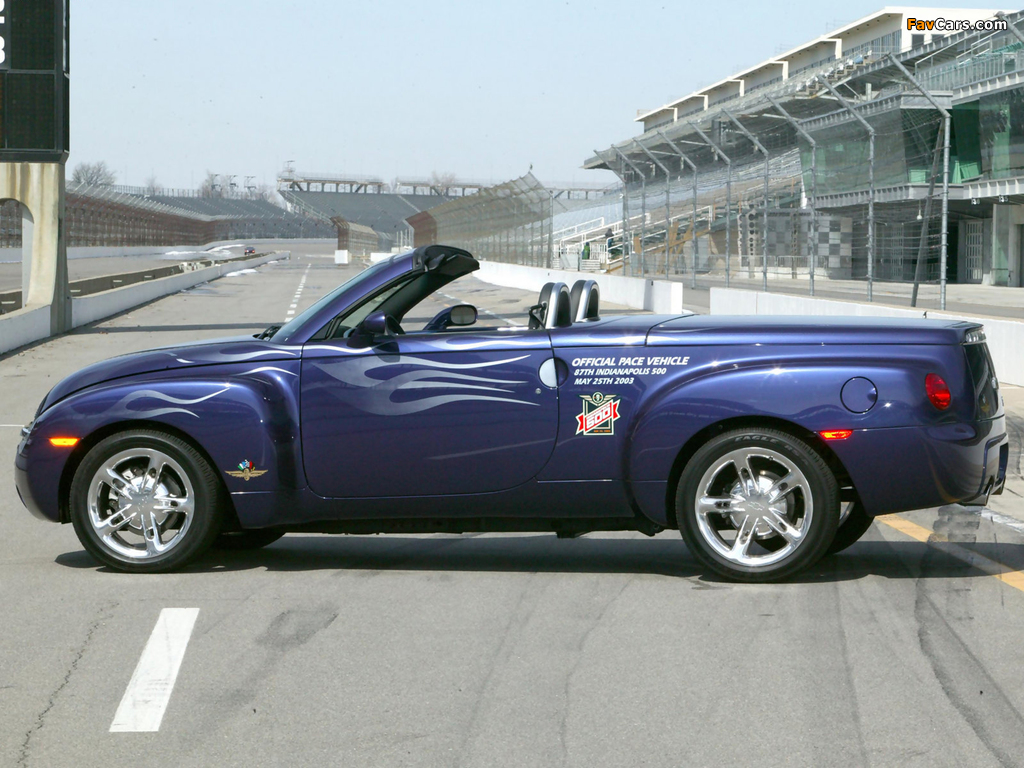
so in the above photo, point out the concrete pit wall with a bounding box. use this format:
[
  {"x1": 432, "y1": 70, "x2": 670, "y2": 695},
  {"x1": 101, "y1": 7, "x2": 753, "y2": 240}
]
[
  {"x1": 0, "y1": 252, "x2": 288, "y2": 356},
  {"x1": 474, "y1": 261, "x2": 685, "y2": 315}
]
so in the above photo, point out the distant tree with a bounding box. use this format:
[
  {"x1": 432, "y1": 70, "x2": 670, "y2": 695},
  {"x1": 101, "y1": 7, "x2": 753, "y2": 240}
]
[
  {"x1": 251, "y1": 183, "x2": 277, "y2": 202},
  {"x1": 70, "y1": 161, "x2": 116, "y2": 187},
  {"x1": 429, "y1": 171, "x2": 458, "y2": 195},
  {"x1": 144, "y1": 175, "x2": 162, "y2": 196},
  {"x1": 199, "y1": 171, "x2": 220, "y2": 198}
]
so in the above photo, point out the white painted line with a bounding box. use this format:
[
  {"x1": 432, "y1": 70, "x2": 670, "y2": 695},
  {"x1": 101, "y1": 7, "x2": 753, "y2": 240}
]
[
  {"x1": 0, "y1": 424, "x2": 26, "y2": 427},
  {"x1": 110, "y1": 608, "x2": 199, "y2": 733},
  {"x1": 289, "y1": 304, "x2": 297, "y2": 309},
  {"x1": 980, "y1": 508, "x2": 1024, "y2": 535}
]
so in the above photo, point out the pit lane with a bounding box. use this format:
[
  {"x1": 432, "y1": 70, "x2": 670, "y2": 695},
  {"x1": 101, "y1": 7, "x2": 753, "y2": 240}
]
[{"x1": 2, "y1": 245, "x2": 1024, "y2": 767}]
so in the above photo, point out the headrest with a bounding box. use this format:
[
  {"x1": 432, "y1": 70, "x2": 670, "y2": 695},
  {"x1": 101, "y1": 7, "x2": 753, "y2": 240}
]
[
  {"x1": 531, "y1": 281, "x2": 573, "y2": 330},
  {"x1": 569, "y1": 279, "x2": 600, "y2": 322}
]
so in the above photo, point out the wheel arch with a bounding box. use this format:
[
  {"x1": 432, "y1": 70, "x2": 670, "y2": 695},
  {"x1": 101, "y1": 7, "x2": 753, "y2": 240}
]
[
  {"x1": 57, "y1": 419, "x2": 238, "y2": 527},
  {"x1": 661, "y1": 415, "x2": 855, "y2": 530}
]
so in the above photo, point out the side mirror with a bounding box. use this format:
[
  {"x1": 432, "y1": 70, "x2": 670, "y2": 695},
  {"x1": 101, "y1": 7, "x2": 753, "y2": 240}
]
[
  {"x1": 361, "y1": 310, "x2": 390, "y2": 337},
  {"x1": 449, "y1": 304, "x2": 477, "y2": 327}
]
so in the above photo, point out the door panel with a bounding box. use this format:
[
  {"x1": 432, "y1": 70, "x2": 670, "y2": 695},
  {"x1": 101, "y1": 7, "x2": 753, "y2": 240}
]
[{"x1": 301, "y1": 331, "x2": 558, "y2": 499}]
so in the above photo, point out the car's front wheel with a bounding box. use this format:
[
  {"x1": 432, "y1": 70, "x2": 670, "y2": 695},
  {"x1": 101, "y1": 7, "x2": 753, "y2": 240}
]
[
  {"x1": 70, "y1": 429, "x2": 224, "y2": 573},
  {"x1": 676, "y1": 428, "x2": 840, "y2": 582}
]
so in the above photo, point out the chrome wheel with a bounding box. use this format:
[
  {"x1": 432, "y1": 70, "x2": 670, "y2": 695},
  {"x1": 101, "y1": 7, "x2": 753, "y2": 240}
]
[
  {"x1": 694, "y1": 446, "x2": 814, "y2": 568},
  {"x1": 86, "y1": 448, "x2": 195, "y2": 560}
]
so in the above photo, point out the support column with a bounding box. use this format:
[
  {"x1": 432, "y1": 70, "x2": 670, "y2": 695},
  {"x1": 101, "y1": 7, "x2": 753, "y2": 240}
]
[
  {"x1": 613, "y1": 146, "x2": 649, "y2": 276},
  {"x1": 886, "y1": 55, "x2": 951, "y2": 309},
  {"x1": 723, "y1": 109, "x2": 770, "y2": 291},
  {"x1": 767, "y1": 96, "x2": 817, "y2": 295},
  {"x1": 819, "y1": 78, "x2": 875, "y2": 301},
  {"x1": 657, "y1": 130, "x2": 700, "y2": 289},
  {"x1": 634, "y1": 137, "x2": 672, "y2": 277},
  {"x1": 0, "y1": 162, "x2": 69, "y2": 332},
  {"x1": 688, "y1": 122, "x2": 732, "y2": 287}
]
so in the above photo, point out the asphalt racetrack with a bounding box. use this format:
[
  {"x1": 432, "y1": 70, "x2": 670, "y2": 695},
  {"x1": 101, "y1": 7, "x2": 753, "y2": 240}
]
[{"x1": 3, "y1": 243, "x2": 1024, "y2": 767}]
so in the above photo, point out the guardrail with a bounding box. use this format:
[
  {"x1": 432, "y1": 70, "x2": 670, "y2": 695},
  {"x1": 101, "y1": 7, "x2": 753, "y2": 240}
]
[
  {"x1": 0, "y1": 252, "x2": 289, "y2": 356},
  {"x1": 0, "y1": 251, "x2": 280, "y2": 315}
]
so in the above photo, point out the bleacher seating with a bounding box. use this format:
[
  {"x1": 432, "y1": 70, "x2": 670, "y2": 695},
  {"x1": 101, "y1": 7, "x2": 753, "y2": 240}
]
[
  {"x1": 150, "y1": 196, "x2": 291, "y2": 218},
  {"x1": 280, "y1": 191, "x2": 448, "y2": 241}
]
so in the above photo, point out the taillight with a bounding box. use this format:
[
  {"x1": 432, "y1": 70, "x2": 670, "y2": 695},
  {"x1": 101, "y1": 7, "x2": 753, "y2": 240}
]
[{"x1": 925, "y1": 373, "x2": 951, "y2": 410}]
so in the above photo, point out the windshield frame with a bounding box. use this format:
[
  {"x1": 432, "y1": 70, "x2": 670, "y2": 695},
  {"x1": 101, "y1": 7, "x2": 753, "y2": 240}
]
[{"x1": 272, "y1": 255, "x2": 417, "y2": 345}]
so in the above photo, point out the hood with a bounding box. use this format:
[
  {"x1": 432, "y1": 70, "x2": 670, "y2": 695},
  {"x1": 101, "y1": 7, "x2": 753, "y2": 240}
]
[{"x1": 36, "y1": 336, "x2": 298, "y2": 415}]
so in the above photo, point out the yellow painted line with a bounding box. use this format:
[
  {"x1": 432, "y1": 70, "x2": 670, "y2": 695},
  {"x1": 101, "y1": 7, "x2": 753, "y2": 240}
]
[{"x1": 878, "y1": 515, "x2": 1024, "y2": 594}]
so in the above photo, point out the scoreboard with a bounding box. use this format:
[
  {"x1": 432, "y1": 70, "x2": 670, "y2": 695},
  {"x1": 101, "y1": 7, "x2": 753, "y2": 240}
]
[{"x1": 0, "y1": 0, "x2": 69, "y2": 162}]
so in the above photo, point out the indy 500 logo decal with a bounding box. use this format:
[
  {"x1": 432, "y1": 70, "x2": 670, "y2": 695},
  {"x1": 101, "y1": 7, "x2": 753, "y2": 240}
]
[{"x1": 576, "y1": 393, "x2": 621, "y2": 436}]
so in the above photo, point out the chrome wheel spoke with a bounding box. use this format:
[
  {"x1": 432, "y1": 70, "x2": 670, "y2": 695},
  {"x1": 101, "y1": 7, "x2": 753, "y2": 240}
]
[
  {"x1": 141, "y1": 513, "x2": 166, "y2": 556},
  {"x1": 729, "y1": 514, "x2": 757, "y2": 559},
  {"x1": 153, "y1": 494, "x2": 193, "y2": 516},
  {"x1": 143, "y1": 454, "x2": 166, "y2": 492},
  {"x1": 104, "y1": 467, "x2": 134, "y2": 498},
  {"x1": 96, "y1": 509, "x2": 134, "y2": 533},
  {"x1": 697, "y1": 495, "x2": 729, "y2": 517},
  {"x1": 764, "y1": 509, "x2": 802, "y2": 544},
  {"x1": 742, "y1": 454, "x2": 760, "y2": 496},
  {"x1": 767, "y1": 472, "x2": 797, "y2": 501}
]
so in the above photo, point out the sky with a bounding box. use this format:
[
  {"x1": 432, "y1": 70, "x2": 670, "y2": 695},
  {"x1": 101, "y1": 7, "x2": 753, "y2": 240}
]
[{"x1": 70, "y1": 0, "x2": 1012, "y2": 191}]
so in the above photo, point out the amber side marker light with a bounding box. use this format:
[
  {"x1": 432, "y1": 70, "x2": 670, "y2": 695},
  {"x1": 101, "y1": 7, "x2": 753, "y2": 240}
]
[
  {"x1": 49, "y1": 437, "x2": 79, "y2": 447},
  {"x1": 819, "y1": 430, "x2": 853, "y2": 441}
]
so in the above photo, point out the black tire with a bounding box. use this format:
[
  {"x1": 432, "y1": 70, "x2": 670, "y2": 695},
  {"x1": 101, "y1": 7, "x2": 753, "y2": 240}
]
[
  {"x1": 824, "y1": 501, "x2": 873, "y2": 555},
  {"x1": 676, "y1": 427, "x2": 840, "y2": 582},
  {"x1": 69, "y1": 429, "x2": 224, "y2": 573},
  {"x1": 214, "y1": 529, "x2": 285, "y2": 550}
]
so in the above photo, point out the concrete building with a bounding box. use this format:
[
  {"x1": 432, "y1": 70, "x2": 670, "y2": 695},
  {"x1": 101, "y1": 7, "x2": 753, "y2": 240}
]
[{"x1": 585, "y1": 7, "x2": 1024, "y2": 288}]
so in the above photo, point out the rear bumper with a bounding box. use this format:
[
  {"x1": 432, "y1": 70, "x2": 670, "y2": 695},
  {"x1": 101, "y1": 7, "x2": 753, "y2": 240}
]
[{"x1": 830, "y1": 417, "x2": 1007, "y2": 516}]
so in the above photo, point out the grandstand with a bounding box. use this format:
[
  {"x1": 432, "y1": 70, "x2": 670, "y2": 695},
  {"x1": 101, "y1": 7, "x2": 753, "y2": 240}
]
[
  {"x1": 147, "y1": 195, "x2": 289, "y2": 219},
  {"x1": 279, "y1": 188, "x2": 446, "y2": 251},
  {"x1": 576, "y1": 7, "x2": 1024, "y2": 291},
  {"x1": 277, "y1": 169, "x2": 618, "y2": 252}
]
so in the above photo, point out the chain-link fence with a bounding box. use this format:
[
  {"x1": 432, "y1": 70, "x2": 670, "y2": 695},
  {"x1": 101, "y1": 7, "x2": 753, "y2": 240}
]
[{"x1": 406, "y1": 173, "x2": 569, "y2": 267}]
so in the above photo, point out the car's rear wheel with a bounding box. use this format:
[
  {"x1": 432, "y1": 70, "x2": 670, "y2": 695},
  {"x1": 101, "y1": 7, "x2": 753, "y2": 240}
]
[
  {"x1": 214, "y1": 529, "x2": 285, "y2": 550},
  {"x1": 676, "y1": 428, "x2": 840, "y2": 582},
  {"x1": 824, "y1": 501, "x2": 874, "y2": 555},
  {"x1": 70, "y1": 430, "x2": 224, "y2": 573}
]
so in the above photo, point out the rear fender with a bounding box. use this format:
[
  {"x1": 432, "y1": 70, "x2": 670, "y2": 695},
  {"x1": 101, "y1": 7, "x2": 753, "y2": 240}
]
[{"x1": 626, "y1": 359, "x2": 957, "y2": 522}]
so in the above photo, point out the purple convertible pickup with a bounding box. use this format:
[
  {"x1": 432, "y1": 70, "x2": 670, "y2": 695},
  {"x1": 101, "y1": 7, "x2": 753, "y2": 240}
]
[{"x1": 15, "y1": 245, "x2": 1009, "y2": 581}]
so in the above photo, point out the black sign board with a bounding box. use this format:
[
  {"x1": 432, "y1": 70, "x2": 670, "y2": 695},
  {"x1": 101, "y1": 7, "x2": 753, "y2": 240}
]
[{"x1": 0, "y1": 0, "x2": 69, "y2": 162}]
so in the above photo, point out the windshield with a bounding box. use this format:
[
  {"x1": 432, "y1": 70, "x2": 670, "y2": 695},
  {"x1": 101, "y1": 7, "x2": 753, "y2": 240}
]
[{"x1": 270, "y1": 259, "x2": 393, "y2": 340}]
